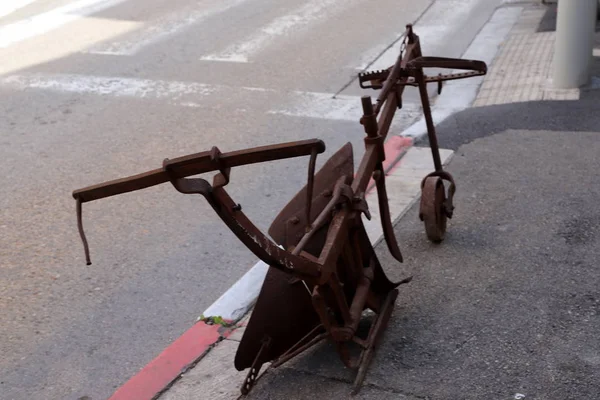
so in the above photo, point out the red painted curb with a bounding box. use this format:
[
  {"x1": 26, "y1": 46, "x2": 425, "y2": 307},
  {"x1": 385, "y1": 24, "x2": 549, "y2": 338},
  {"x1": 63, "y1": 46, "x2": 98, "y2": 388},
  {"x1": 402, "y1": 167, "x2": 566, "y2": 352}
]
[
  {"x1": 109, "y1": 321, "x2": 232, "y2": 400},
  {"x1": 381, "y1": 136, "x2": 413, "y2": 174},
  {"x1": 366, "y1": 135, "x2": 413, "y2": 194}
]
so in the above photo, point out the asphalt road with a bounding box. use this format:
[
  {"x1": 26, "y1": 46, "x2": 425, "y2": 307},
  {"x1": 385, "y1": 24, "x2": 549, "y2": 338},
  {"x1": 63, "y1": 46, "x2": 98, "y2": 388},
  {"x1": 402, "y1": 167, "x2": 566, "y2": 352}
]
[{"x1": 0, "y1": 0, "x2": 504, "y2": 399}]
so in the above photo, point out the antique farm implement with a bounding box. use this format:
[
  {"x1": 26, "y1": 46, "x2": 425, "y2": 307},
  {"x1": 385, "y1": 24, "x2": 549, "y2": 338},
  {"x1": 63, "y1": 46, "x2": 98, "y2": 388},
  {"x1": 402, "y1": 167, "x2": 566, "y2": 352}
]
[
  {"x1": 356, "y1": 24, "x2": 486, "y2": 241},
  {"x1": 72, "y1": 25, "x2": 486, "y2": 395}
]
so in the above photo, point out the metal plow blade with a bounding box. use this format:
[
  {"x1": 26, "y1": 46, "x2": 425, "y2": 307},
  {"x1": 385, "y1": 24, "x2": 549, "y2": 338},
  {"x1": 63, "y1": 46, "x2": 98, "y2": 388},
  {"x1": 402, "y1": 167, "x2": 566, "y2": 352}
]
[
  {"x1": 268, "y1": 142, "x2": 354, "y2": 248},
  {"x1": 234, "y1": 143, "x2": 355, "y2": 371}
]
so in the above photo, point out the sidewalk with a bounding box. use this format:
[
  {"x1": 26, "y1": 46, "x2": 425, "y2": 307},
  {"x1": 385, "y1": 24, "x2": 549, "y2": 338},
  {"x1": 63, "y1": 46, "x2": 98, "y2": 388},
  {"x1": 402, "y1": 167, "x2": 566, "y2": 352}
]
[{"x1": 145, "y1": 2, "x2": 600, "y2": 399}]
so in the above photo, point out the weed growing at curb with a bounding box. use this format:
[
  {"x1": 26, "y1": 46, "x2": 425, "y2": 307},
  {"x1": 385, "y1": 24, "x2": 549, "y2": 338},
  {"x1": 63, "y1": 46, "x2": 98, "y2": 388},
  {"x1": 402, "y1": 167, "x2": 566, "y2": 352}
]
[{"x1": 197, "y1": 314, "x2": 234, "y2": 327}]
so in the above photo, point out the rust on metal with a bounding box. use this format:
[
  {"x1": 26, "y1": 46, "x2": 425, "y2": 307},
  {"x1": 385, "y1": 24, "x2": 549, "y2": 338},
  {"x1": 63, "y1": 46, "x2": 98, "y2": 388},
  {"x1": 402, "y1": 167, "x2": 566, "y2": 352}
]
[
  {"x1": 419, "y1": 176, "x2": 447, "y2": 243},
  {"x1": 358, "y1": 24, "x2": 486, "y2": 241},
  {"x1": 71, "y1": 24, "x2": 486, "y2": 396}
]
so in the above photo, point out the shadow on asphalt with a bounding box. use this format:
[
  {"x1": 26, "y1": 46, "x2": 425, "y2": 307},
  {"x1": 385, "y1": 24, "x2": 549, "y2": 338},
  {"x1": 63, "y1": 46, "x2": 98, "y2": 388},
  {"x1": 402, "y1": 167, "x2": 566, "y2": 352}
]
[{"x1": 417, "y1": 89, "x2": 600, "y2": 151}]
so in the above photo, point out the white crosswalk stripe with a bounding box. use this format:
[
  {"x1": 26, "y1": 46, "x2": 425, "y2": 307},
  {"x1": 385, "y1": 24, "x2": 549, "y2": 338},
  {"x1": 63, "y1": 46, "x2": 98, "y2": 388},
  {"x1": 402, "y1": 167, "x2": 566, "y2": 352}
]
[
  {"x1": 0, "y1": 0, "x2": 128, "y2": 48},
  {"x1": 200, "y1": 0, "x2": 360, "y2": 63},
  {"x1": 0, "y1": 0, "x2": 39, "y2": 19},
  {"x1": 0, "y1": 73, "x2": 389, "y2": 122},
  {"x1": 268, "y1": 90, "x2": 421, "y2": 124},
  {"x1": 1, "y1": 73, "x2": 218, "y2": 102},
  {"x1": 85, "y1": 0, "x2": 250, "y2": 56}
]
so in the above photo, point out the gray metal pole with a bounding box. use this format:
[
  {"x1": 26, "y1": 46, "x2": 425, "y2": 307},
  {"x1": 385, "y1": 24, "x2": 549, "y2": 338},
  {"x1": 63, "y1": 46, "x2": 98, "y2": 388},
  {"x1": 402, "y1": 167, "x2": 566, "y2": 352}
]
[{"x1": 552, "y1": 0, "x2": 598, "y2": 88}]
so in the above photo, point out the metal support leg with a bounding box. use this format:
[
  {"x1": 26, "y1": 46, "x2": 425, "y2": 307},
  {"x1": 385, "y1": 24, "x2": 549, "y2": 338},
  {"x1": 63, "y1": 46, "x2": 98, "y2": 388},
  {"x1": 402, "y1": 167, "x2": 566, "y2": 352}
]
[{"x1": 415, "y1": 69, "x2": 443, "y2": 172}]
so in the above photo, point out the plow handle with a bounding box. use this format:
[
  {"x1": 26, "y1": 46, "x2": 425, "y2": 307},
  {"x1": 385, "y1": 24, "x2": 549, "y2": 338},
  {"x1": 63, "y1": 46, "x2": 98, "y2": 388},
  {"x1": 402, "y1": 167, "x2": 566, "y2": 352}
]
[
  {"x1": 407, "y1": 56, "x2": 487, "y2": 73},
  {"x1": 72, "y1": 139, "x2": 326, "y2": 203}
]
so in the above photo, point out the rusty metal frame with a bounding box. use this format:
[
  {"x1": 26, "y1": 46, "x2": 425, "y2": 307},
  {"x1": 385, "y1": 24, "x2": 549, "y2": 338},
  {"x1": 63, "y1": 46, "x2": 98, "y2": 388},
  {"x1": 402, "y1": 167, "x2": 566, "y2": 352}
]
[
  {"x1": 357, "y1": 24, "x2": 486, "y2": 242},
  {"x1": 71, "y1": 24, "x2": 486, "y2": 396}
]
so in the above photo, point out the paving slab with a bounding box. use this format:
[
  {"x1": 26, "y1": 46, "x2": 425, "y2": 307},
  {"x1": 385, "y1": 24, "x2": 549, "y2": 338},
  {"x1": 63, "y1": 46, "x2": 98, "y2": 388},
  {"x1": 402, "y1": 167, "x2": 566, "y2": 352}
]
[{"x1": 160, "y1": 339, "x2": 248, "y2": 400}]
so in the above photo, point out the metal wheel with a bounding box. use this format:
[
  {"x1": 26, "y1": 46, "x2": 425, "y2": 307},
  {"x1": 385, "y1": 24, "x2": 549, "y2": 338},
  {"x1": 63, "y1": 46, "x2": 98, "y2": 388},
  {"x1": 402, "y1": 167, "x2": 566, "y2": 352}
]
[{"x1": 419, "y1": 176, "x2": 447, "y2": 243}]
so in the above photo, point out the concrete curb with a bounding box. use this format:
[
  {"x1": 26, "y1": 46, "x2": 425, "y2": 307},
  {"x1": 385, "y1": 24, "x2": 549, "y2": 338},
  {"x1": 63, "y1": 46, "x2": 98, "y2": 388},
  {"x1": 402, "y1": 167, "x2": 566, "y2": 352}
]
[{"x1": 106, "y1": 5, "x2": 525, "y2": 399}]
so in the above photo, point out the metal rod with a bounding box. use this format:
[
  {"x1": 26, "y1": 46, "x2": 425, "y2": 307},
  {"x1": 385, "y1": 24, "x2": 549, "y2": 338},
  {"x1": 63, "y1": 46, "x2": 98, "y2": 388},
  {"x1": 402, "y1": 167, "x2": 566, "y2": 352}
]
[
  {"x1": 305, "y1": 147, "x2": 318, "y2": 232},
  {"x1": 373, "y1": 26, "x2": 417, "y2": 116},
  {"x1": 351, "y1": 288, "x2": 399, "y2": 394},
  {"x1": 329, "y1": 276, "x2": 352, "y2": 323},
  {"x1": 292, "y1": 177, "x2": 347, "y2": 257},
  {"x1": 73, "y1": 139, "x2": 325, "y2": 203},
  {"x1": 347, "y1": 264, "x2": 374, "y2": 332},
  {"x1": 76, "y1": 198, "x2": 91, "y2": 265},
  {"x1": 240, "y1": 336, "x2": 270, "y2": 395},
  {"x1": 415, "y1": 68, "x2": 443, "y2": 172},
  {"x1": 270, "y1": 326, "x2": 327, "y2": 368}
]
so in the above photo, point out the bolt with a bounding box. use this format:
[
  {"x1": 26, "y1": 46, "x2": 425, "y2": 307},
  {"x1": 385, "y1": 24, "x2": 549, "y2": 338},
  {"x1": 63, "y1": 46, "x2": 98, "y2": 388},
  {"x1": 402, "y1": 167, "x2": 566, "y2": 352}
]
[{"x1": 232, "y1": 204, "x2": 242, "y2": 211}]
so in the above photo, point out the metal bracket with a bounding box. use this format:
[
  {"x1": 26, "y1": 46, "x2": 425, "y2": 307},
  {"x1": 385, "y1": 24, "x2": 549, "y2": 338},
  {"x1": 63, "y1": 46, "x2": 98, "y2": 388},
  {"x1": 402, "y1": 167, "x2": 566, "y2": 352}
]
[
  {"x1": 209, "y1": 146, "x2": 231, "y2": 188},
  {"x1": 240, "y1": 335, "x2": 271, "y2": 395}
]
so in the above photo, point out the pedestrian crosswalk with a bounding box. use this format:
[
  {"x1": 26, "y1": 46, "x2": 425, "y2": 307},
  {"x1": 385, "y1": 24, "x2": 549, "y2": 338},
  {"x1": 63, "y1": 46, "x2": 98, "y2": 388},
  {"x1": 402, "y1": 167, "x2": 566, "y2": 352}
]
[
  {"x1": 0, "y1": 0, "x2": 39, "y2": 19},
  {"x1": 200, "y1": 0, "x2": 359, "y2": 63},
  {"x1": 352, "y1": 0, "x2": 480, "y2": 72},
  {"x1": 85, "y1": 0, "x2": 252, "y2": 56},
  {"x1": 0, "y1": 72, "x2": 422, "y2": 126},
  {"x1": 0, "y1": 0, "x2": 501, "y2": 129}
]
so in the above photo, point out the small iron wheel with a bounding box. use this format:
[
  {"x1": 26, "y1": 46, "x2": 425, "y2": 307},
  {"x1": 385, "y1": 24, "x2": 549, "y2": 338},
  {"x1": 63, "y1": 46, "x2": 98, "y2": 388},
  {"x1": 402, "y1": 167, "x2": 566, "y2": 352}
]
[{"x1": 419, "y1": 176, "x2": 447, "y2": 243}]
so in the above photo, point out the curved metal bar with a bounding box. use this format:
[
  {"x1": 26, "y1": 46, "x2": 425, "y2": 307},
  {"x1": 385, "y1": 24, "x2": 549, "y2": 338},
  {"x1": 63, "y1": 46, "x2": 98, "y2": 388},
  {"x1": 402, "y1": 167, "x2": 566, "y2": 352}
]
[
  {"x1": 72, "y1": 139, "x2": 326, "y2": 265},
  {"x1": 166, "y1": 176, "x2": 322, "y2": 280},
  {"x1": 72, "y1": 139, "x2": 325, "y2": 203}
]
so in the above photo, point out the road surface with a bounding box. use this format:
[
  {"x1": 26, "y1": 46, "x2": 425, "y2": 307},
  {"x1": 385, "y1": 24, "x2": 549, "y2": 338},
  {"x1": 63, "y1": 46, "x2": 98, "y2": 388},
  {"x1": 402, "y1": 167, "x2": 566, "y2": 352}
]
[{"x1": 0, "y1": 0, "x2": 503, "y2": 398}]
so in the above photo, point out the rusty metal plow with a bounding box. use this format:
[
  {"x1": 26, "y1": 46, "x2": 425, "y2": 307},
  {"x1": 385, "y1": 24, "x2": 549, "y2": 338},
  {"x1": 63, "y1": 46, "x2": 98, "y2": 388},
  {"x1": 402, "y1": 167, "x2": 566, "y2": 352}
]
[
  {"x1": 71, "y1": 25, "x2": 486, "y2": 396},
  {"x1": 358, "y1": 24, "x2": 487, "y2": 242}
]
